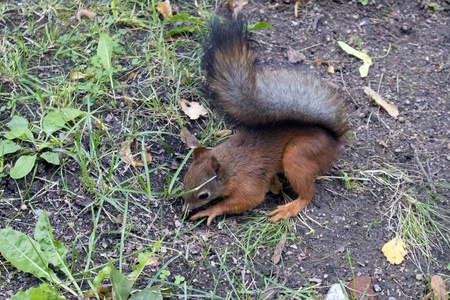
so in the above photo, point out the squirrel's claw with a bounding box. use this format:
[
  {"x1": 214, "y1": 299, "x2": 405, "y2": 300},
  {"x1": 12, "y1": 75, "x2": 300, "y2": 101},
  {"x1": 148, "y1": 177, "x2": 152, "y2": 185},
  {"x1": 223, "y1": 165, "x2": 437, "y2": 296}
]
[{"x1": 190, "y1": 208, "x2": 220, "y2": 226}]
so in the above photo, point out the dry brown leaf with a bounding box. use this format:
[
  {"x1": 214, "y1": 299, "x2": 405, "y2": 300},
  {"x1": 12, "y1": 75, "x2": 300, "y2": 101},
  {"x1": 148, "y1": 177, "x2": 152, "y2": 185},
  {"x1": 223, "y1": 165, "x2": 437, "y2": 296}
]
[
  {"x1": 156, "y1": 0, "x2": 172, "y2": 18},
  {"x1": 328, "y1": 65, "x2": 335, "y2": 73},
  {"x1": 345, "y1": 275, "x2": 377, "y2": 300},
  {"x1": 85, "y1": 286, "x2": 112, "y2": 298},
  {"x1": 427, "y1": 275, "x2": 448, "y2": 300},
  {"x1": 272, "y1": 233, "x2": 286, "y2": 264},
  {"x1": 76, "y1": 9, "x2": 96, "y2": 21},
  {"x1": 120, "y1": 140, "x2": 152, "y2": 170},
  {"x1": 149, "y1": 37, "x2": 186, "y2": 48},
  {"x1": 363, "y1": 86, "x2": 399, "y2": 117},
  {"x1": 123, "y1": 72, "x2": 137, "y2": 84},
  {"x1": 314, "y1": 59, "x2": 329, "y2": 66},
  {"x1": 224, "y1": 0, "x2": 235, "y2": 9},
  {"x1": 287, "y1": 47, "x2": 305, "y2": 63},
  {"x1": 216, "y1": 130, "x2": 232, "y2": 137},
  {"x1": 178, "y1": 98, "x2": 208, "y2": 120},
  {"x1": 180, "y1": 128, "x2": 199, "y2": 148}
]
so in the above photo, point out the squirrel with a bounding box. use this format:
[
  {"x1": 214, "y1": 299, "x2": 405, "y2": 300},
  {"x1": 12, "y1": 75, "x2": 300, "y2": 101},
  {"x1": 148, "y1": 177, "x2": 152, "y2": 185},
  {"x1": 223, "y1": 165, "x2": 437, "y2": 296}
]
[{"x1": 182, "y1": 15, "x2": 348, "y2": 226}]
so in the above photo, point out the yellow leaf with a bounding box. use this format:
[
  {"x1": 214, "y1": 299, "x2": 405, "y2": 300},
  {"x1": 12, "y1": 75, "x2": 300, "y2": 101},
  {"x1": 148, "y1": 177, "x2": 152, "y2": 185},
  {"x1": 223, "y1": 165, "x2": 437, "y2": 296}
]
[
  {"x1": 381, "y1": 237, "x2": 407, "y2": 264},
  {"x1": 70, "y1": 71, "x2": 93, "y2": 80},
  {"x1": 338, "y1": 41, "x2": 373, "y2": 78}
]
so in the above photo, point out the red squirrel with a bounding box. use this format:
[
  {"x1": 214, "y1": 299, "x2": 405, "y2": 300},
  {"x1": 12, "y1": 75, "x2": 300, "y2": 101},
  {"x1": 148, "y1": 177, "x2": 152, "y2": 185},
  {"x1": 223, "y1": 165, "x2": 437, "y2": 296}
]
[{"x1": 183, "y1": 15, "x2": 348, "y2": 226}]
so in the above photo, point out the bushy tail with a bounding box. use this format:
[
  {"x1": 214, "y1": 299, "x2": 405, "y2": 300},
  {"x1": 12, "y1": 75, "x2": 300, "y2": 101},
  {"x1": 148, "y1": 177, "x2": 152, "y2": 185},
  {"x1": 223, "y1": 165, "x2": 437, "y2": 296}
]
[{"x1": 203, "y1": 15, "x2": 348, "y2": 138}]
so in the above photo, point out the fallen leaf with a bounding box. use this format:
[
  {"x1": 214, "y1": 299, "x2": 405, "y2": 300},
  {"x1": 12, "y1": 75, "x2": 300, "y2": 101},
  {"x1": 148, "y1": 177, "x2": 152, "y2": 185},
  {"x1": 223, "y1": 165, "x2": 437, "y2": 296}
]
[
  {"x1": 149, "y1": 37, "x2": 186, "y2": 48},
  {"x1": 120, "y1": 140, "x2": 152, "y2": 170},
  {"x1": 268, "y1": 176, "x2": 282, "y2": 195},
  {"x1": 70, "y1": 71, "x2": 93, "y2": 80},
  {"x1": 216, "y1": 130, "x2": 232, "y2": 137},
  {"x1": 338, "y1": 41, "x2": 372, "y2": 78},
  {"x1": 314, "y1": 59, "x2": 329, "y2": 66},
  {"x1": 363, "y1": 86, "x2": 399, "y2": 117},
  {"x1": 272, "y1": 234, "x2": 286, "y2": 264},
  {"x1": 345, "y1": 275, "x2": 377, "y2": 300},
  {"x1": 224, "y1": 0, "x2": 235, "y2": 9},
  {"x1": 178, "y1": 98, "x2": 208, "y2": 120},
  {"x1": 85, "y1": 286, "x2": 112, "y2": 298},
  {"x1": 428, "y1": 275, "x2": 448, "y2": 300},
  {"x1": 123, "y1": 72, "x2": 137, "y2": 84},
  {"x1": 328, "y1": 65, "x2": 335, "y2": 73},
  {"x1": 156, "y1": 0, "x2": 172, "y2": 18},
  {"x1": 76, "y1": 9, "x2": 96, "y2": 21},
  {"x1": 381, "y1": 237, "x2": 407, "y2": 264},
  {"x1": 180, "y1": 128, "x2": 199, "y2": 148},
  {"x1": 287, "y1": 47, "x2": 305, "y2": 63}
]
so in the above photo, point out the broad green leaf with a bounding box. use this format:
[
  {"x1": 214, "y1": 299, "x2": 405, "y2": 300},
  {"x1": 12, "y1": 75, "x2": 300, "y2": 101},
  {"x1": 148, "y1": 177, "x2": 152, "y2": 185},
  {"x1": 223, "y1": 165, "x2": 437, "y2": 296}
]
[
  {"x1": 169, "y1": 13, "x2": 203, "y2": 25},
  {"x1": 0, "y1": 139, "x2": 20, "y2": 156},
  {"x1": 0, "y1": 229, "x2": 58, "y2": 282},
  {"x1": 60, "y1": 108, "x2": 84, "y2": 122},
  {"x1": 129, "y1": 252, "x2": 156, "y2": 282},
  {"x1": 338, "y1": 41, "x2": 372, "y2": 78},
  {"x1": 4, "y1": 127, "x2": 35, "y2": 143},
  {"x1": 7, "y1": 115, "x2": 28, "y2": 130},
  {"x1": 247, "y1": 22, "x2": 273, "y2": 31},
  {"x1": 10, "y1": 154, "x2": 37, "y2": 179},
  {"x1": 165, "y1": 25, "x2": 199, "y2": 38},
  {"x1": 129, "y1": 286, "x2": 163, "y2": 300},
  {"x1": 34, "y1": 210, "x2": 68, "y2": 270},
  {"x1": 43, "y1": 111, "x2": 67, "y2": 135},
  {"x1": 12, "y1": 283, "x2": 66, "y2": 300},
  {"x1": 93, "y1": 266, "x2": 112, "y2": 289},
  {"x1": 97, "y1": 34, "x2": 113, "y2": 70},
  {"x1": 41, "y1": 152, "x2": 60, "y2": 165},
  {"x1": 110, "y1": 267, "x2": 133, "y2": 300}
]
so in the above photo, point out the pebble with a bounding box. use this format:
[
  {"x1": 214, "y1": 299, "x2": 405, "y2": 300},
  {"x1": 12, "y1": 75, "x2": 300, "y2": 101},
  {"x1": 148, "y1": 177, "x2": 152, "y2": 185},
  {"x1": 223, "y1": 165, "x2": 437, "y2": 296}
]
[
  {"x1": 323, "y1": 283, "x2": 346, "y2": 300},
  {"x1": 388, "y1": 297, "x2": 396, "y2": 300},
  {"x1": 399, "y1": 116, "x2": 405, "y2": 122},
  {"x1": 356, "y1": 271, "x2": 362, "y2": 276},
  {"x1": 374, "y1": 284, "x2": 382, "y2": 292},
  {"x1": 416, "y1": 274, "x2": 423, "y2": 281}
]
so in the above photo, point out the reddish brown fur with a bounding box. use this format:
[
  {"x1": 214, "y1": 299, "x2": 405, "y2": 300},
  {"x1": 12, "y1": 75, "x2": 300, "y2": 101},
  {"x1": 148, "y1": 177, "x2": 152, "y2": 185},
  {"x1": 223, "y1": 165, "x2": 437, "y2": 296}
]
[{"x1": 184, "y1": 126, "x2": 342, "y2": 225}]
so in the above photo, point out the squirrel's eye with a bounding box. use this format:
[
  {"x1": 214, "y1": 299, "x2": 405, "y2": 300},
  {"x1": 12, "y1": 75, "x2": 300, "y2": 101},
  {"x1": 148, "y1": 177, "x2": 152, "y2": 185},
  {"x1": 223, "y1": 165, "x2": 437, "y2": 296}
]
[{"x1": 198, "y1": 192, "x2": 209, "y2": 200}]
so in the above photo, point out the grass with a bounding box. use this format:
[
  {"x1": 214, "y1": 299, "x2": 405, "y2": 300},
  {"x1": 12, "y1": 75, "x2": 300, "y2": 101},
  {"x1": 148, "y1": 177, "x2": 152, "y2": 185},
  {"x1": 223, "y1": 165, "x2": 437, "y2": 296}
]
[{"x1": 1, "y1": 0, "x2": 449, "y2": 299}]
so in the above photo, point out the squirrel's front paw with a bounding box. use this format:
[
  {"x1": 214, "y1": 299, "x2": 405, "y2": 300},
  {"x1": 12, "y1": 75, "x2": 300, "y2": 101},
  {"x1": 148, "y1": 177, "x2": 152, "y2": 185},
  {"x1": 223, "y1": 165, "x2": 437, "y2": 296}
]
[
  {"x1": 190, "y1": 208, "x2": 220, "y2": 226},
  {"x1": 268, "y1": 200, "x2": 307, "y2": 222}
]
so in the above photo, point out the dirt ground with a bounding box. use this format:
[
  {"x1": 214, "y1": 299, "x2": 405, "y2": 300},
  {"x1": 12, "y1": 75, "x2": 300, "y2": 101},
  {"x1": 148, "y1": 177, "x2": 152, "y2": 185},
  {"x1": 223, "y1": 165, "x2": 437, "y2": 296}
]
[{"x1": 1, "y1": 0, "x2": 449, "y2": 299}]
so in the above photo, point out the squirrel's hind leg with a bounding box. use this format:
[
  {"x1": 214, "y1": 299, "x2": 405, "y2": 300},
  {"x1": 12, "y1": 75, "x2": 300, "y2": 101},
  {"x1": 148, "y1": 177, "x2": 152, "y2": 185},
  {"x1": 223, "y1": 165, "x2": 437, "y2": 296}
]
[{"x1": 268, "y1": 135, "x2": 333, "y2": 222}]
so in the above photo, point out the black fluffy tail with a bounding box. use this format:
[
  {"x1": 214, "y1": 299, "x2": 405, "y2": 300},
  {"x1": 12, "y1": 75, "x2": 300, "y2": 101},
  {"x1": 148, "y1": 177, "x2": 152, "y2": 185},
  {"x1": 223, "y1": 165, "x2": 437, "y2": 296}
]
[{"x1": 203, "y1": 15, "x2": 348, "y2": 138}]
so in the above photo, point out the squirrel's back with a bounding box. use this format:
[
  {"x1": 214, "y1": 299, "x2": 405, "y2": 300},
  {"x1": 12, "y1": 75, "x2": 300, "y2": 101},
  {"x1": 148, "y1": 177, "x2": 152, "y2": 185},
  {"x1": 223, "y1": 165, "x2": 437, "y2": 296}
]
[{"x1": 203, "y1": 15, "x2": 348, "y2": 138}]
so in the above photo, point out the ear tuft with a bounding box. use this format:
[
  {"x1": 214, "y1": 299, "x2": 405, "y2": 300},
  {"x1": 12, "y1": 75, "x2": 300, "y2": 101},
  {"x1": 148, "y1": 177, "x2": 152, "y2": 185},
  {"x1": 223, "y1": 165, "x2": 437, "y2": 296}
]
[
  {"x1": 192, "y1": 147, "x2": 207, "y2": 161},
  {"x1": 210, "y1": 156, "x2": 221, "y2": 174}
]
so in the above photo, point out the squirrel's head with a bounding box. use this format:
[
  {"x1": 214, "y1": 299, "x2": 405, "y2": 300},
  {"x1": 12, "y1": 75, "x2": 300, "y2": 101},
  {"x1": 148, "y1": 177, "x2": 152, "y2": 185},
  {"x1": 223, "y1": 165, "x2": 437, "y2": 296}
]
[{"x1": 183, "y1": 147, "x2": 228, "y2": 211}]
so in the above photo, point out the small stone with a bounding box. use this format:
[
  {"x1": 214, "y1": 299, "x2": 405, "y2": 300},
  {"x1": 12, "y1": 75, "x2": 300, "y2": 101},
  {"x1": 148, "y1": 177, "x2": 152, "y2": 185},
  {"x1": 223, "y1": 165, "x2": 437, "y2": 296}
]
[
  {"x1": 324, "y1": 283, "x2": 346, "y2": 300},
  {"x1": 416, "y1": 274, "x2": 423, "y2": 281},
  {"x1": 356, "y1": 272, "x2": 362, "y2": 276},
  {"x1": 399, "y1": 116, "x2": 405, "y2": 122},
  {"x1": 358, "y1": 113, "x2": 365, "y2": 118},
  {"x1": 388, "y1": 297, "x2": 396, "y2": 300},
  {"x1": 21, "y1": 204, "x2": 28, "y2": 210},
  {"x1": 374, "y1": 284, "x2": 382, "y2": 292}
]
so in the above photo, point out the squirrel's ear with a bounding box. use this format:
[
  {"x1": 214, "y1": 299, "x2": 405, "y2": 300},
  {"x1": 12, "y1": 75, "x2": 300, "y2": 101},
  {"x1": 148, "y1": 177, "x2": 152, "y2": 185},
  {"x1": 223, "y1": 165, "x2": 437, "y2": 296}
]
[
  {"x1": 210, "y1": 156, "x2": 221, "y2": 177},
  {"x1": 192, "y1": 147, "x2": 207, "y2": 161}
]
